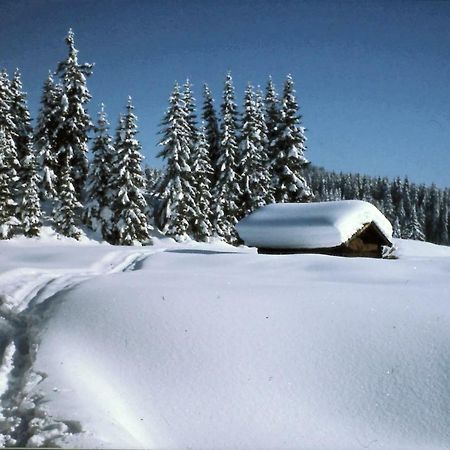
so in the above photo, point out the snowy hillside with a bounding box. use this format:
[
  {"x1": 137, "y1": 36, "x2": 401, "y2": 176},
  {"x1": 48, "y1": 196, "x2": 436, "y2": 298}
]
[{"x1": 0, "y1": 236, "x2": 450, "y2": 448}]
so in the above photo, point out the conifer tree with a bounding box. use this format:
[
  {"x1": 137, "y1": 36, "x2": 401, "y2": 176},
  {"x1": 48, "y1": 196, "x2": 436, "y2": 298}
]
[
  {"x1": 202, "y1": 84, "x2": 220, "y2": 182},
  {"x1": 391, "y1": 177, "x2": 403, "y2": 207},
  {"x1": 264, "y1": 76, "x2": 281, "y2": 169},
  {"x1": 239, "y1": 84, "x2": 271, "y2": 217},
  {"x1": 190, "y1": 124, "x2": 213, "y2": 241},
  {"x1": 382, "y1": 188, "x2": 396, "y2": 225},
  {"x1": 55, "y1": 29, "x2": 93, "y2": 197},
  {"x1": 53, "y1": 153, "x2": 82, "y2": 239},
  {"x1": 254, "y1": 87, "x2": 274, "y2": 205},
  {"x1": 403, "y1": 205, "x2": 425, "y2": 241},
  {"x1": 438, "y1": 191, "x2": 449, "y2": 244},
  {"x1": 396, "y1": 198, "x2": 407, "y2": 233},
  {"x1": 0, "y1": 128, "x2": 20, "y2": 239},
  {"x1": 425, "y1": 184, "x2": 440, "y2": 243},
  {"x1": 155, "y1": 84, "x2": 196, "y2": 240},
  {"x1": 20, "y1": 153, "x2": 42, "y2": 237},
  {"x1": 392, "y1": 216, "x2": 402, "y2": 239},
  {"x1": 0, "y1": 70, "x2": 16, "y2": 138},
  {"x1": 34, "y1": 73, "x2": 63, "y2": 199},
  {"x1": 83, "y1": 104, "x2": 115, "y2": 238},
  {"x1": 269, "y1": 74, "x2": 312, "y2": 203},
  {"x1": 110, "y1": 98, "x2": 151, "y2": 245},
  {"x1": 211, "y1": 72, "x2": 241, "y2": 241},
  {"x1": 9, "y1": 70, "x2": 33, "y2": 172},
  {"x1": 183, "y1": 79, "x2": 197, "y2": 146},
  {"x1": 9, "y1": 70, "x2": 43, "y2": 232},
  {"x1": 402, "y1": 177, "x2": 412, "y2": 218}
]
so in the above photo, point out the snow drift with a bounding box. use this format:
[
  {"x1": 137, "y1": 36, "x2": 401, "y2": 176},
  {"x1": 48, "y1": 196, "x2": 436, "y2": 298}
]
[{"x1": 8, "y1": 238, "x2": 446, "y2": 449}]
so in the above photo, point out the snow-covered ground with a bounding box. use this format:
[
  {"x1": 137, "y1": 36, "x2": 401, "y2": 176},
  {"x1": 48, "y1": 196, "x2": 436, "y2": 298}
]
[{"x1": 0, "y1": 234, "x2": 450, "y2": 448}]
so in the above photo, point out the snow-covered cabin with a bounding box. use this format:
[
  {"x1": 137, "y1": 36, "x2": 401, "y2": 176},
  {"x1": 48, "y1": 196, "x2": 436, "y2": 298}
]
[{"x1": 235, "y1": 200, "x2": 393, "y2": 258}]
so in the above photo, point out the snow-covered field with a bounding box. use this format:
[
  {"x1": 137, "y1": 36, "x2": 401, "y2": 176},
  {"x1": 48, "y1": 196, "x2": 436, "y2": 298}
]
[{"x1": 0, "y1": 233, "x2": 450, "y2": 448}]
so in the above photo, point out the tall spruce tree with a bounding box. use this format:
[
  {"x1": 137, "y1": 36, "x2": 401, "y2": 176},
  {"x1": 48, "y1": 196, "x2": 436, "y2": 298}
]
[
  {"x1": 211, "y1": 72, "x2": 241, "y2": 241},
  {"x1": 403, "y1": 204, "x2": 425, "y2": 241},
  {"x1": 155, "y1": 83, "x2": 196, "y2": 240},
  {"x1": 9, "y1": 70, "x2": 33, "y2": 174},
  {"x1": 110, "y1": 98, "x2": 151, "y2": 245},
  {"x1": 83, "y1": 104, "x2": 115, "y2": 238},
  {"x1": 20, "y1": 152, "x2": 42, "y2": 237},
  {"x1": 183, "y1": 79, "x2": 197, "y2": 146},
  {"x1": 0, "y1": 70, "x2": 15, "y2": 138},
  {"x1": 264, "y1": 76, "x2": 281, "y2": 171},
  {"x1": 55, "y1": 29, "x2": 93, "y2": 197},
  {"x1": 425, "y1": 184, "x2": 440, "y2": 243},
  {"x1": 239, "y1": 84, "x2": 271, "y2": 217},
  {"x1": 53, "y1": 153, "x2": 82, "y2": 239},
  {"x1": 438, "y1": 191, "x2": 449, "y2": 244},
  {"x1": 0, "y1": 128, "x2": 20, "y2": 239},
  {"x1": 254, "y1": 87, "x2": 274, "y2": 205},
  {"x1": 34, "y1": 73, "x2": 63, "y2": 199},
  {"x1": 269, "y1": 74, "x2": 312, "y2": 203},
  {"x1": 190, "y1": 124, "x2": 214, "y2": 241},
  {"x1": 202, "y1": 84, "x2": 220, "y2": 183},
  {"x1": 10, "y1": 70, "x2": 43, "y2": 233}
]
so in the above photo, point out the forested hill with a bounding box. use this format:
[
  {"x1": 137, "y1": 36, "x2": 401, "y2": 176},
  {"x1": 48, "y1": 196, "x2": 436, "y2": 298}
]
[{"x1": 304, "y1": 165, "x2": 449, "y2": 246}]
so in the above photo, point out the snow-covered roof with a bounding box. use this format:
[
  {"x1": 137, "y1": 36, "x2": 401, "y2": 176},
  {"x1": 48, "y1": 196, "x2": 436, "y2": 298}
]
[{"x1": 235, "y1": 200, "x2": 393, "y2": 249}]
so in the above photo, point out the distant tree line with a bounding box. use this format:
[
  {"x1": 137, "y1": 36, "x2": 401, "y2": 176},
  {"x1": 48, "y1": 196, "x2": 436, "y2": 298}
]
[
  {"x1": 0, "y1": 29, "x2": 448, "y2": 247},
  {"x1": 304, "y1": 166, "x2": 449, "y2": 245}
]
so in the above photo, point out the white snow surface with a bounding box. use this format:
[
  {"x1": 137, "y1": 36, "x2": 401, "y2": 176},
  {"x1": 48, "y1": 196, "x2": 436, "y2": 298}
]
[
  {"x1": 235, "y1": 200, "x2": 393, "y2": 249},
  {"x1": 0, "y1": 235, "x2": 450, "y2": 448}
]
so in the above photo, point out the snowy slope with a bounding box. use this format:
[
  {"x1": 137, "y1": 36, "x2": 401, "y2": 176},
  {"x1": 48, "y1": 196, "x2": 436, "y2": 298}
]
[
  {"x1": 235, "y1": 200, "x2": 393, "y2": 249},
  {"x1": 3, "y1": 238, "x2": 443, "y2": 449}
]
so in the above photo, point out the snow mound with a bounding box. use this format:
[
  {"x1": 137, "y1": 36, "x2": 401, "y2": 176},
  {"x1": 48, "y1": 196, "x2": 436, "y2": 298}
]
[{"x1": 235, "y1": 200, "x2": 393, "y2": 249}]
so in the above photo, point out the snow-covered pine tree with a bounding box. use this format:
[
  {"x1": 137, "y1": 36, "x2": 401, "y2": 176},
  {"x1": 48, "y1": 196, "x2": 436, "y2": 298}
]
[
  {"x1": 190, "y1": 124, "x2": 213, "y2": 241},
  {"x1": 183, "y1": 79, "x2": 197, "y2": 147},
  {"x1": 9, "y1": 70, "x2": 43, "y2": 234},
  {"x1": 264, "y1": 76, "x2": 281, "y2": 169},
  {"x1": 9, "y1": 70, "x2": 33, "y2": 173},
  {"x1": 155, "y1": 83, "x2": 196, "y2": 240},
  {"x1": 20, "y1": 152, "x2": 42, "y2": 237},
  {"x1": 239, "y1": 84, "x2": 271, "y2": 218},
  {"x1": 53, "y1": 153, "x2": 82, "y2": 239},
  {"x1": 110, "y1": 98, "x2": 151, "y2": 245},
  {"x1": 359, "y1": 176, "x2": 372, "y2": 202},
  {"x1": 0, "y1": 128, "x2": 20, "y2": 239},
  {"x1": 437, "y1": 191, "x2": 449, "y2": 245},
  {"x1": 211, "y1": 72, "x2": 241, "y2": 242},
  {"x1": 254, "y1": 87, "x2": 274, "y2": 205},
  {"x1": 144, "y1": 166, "x2": 162, "y2": 219},
  {"x1": 391, "y1": 177, "x2": 403, "y2": 208},
  {"x1": 396, "y1": 198, "x2": 407, "y2": 235},
  {"x1": 83, "y1": 104, "x2": 115, "y2": 239},
  {"x1": 425, "y1": 184, "x2": 440, "y2": 243},
  {"x1": 55, "y1": 29, "x2": 93, "y2": 197},
  {"x1": 34, "y1": 73, "x2": 63, "y2": 199},
  {"x1": 382, "y1": 188, "x2": 396, "y2": 225},
  {"x1": 269, "y1": 74, "x2": 312, "y2": 203},
  {"x1": 392, "y1": 216, "x2": 402, "y2": 239},
  {"x1": 0, "y1": 70, "x2": 15, "y2": 138},
  {"x1": 403, "y1": 204, "x2": 425, "y2": 241},
  {"x1": 402, "y1": 177, "x2": 412, "y2": 218},
  {"x1": 202, "y1": 84, "x2": 220, "y2": 184}
]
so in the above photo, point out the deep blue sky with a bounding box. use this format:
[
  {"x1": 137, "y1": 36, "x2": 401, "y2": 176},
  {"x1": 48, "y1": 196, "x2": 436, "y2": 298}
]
[{"x1": 1, "y1": 0, "x2": 449, "y2": 187}]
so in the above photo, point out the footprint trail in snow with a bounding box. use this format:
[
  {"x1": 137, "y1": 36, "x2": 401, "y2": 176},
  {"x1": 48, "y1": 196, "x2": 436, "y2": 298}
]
[{"x1": 0, "y1": 249, "x2": 157, "y2": 447}]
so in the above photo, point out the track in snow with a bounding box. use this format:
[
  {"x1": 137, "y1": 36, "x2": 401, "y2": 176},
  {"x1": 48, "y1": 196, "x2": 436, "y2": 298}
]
[{"x1": 0, "y1": 249, "x2": 157, "y2": 447}]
